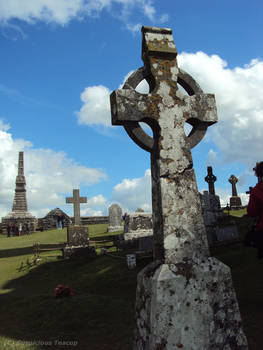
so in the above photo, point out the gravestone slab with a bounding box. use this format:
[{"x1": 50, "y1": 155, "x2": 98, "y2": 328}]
[
  {"x1": 123, "y1": 212, "x2": 152, "y2": 240},
  {"x1": 215, "y1": 223, "x2": 239, "y2": 242},
  {"x1": 111, "y1": 26, "x2": 248, "y2": 349},
  {"x1": 107, "y1": 203, "x2": 123, "y2": 232},
  {"x1": 67, "y1": 225, "x2": 89, "y2": 247}
]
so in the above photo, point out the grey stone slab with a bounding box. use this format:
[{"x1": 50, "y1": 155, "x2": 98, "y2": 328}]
[
  {"x1": 215, "y1": 224, "x2": 239, "y2": 242},
  {"x1": 107, "y1": 203, "x2": 123, "y2": 232},
  {"x1": 67, "y1": 225, "x2": 89, "y2": 247}
]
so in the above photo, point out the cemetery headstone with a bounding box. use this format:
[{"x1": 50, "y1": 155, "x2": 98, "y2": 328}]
[
  {"x1": 123, "y1": 212, "x2": 152, "y2": 240},
  {"x1": 110, "y1": 26, "x2": 248, "y2": 349},
  {"x1": 228, "y1": 174, "x2": 242, "y2": 209},
  {"x1": 201, "y1": 167, "x2": 222, "y2": 245},
  {"x1": 66, "y1": 189, "x2": 87, "y2": 225},
  {"x1": 107, "y1": 203, "x2": 123, "y2": 232},
  {"x1": 215, "y1": 222, "x2": 239, "y2": 243},
  {"x1": 67, "y1": 225, "x2": 89, "y2": 246}
]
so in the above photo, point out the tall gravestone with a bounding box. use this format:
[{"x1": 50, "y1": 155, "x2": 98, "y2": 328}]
[
  {"x1": 228, "y1": 174, "x2": 242, "y2": 209},
  {"x1": 2, "y1": 152, "x2": 37, "y2": 233},
  {"x1": 110, "y1": 26, "x2": 248, "y2": 349},
  {"x1": 201, "y1": 167, "x2": 222, "y2": 245},
  {"x1": 107, "y1": 203, "x2": 123, "y2": 232}
]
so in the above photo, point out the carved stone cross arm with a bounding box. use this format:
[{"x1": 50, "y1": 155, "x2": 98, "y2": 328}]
[{"x1": 110, "y1": 26, "x2": 218, "y2": 263}]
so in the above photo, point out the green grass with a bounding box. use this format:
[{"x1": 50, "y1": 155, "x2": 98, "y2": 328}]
[{"x1": 0, "y1": 213, "x2": 262, "y2": 349}]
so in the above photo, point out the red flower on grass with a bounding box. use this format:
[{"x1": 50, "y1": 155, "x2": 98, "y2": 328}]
[{"x1": 54, "y1": 284, "x2": 75, "y2": 298}]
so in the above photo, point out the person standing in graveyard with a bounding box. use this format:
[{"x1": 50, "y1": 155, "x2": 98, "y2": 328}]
[
  {"x1": 247, "y1": 161, "x2": 263, "y2": 259},
  {"x1": 7, "y1": 223, "x2": 11, "y2": 237},
  {"x1": 18, "y1": 223, "x2": 22, "y2": 236},
  {"x1": 13, "y1": 223, "x2": 18, "y2": 236}
]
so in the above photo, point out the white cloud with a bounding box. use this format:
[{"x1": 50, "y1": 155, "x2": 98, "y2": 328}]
[
  {"x1": 76, "y1": 70, "x2": 151, "y2": 128},
  {"x1": 0, "y1": 121, "x2": 107, "y2": 218},
  {"x1": 87, "y1": 194, "x2": 107, "y2": 206},
  {"x1": 159, "y1": 13, "x2": 169, "y2": 24},
  {"x1": 0, "y1": 0, "x2": 160, "y2": 33},
  {"x1": 76, "y1": 85, "x2": 111, "y2": 126},
  {"x1": 112, "y1": 169, "x2": 151, "y2": 213},
  {"x1": 80, "y1": 195, "x2": 107, "y2": 217},
  {"x1": 177, "y1": 52, "x2": 263, "y2": 169}
]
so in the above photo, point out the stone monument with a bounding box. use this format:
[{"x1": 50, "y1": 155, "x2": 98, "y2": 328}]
[
  {"x1": 201, "y1": 166, "x2": 223, "y2": 245},
  {"x1": 110, "y1": 26, "x2": 248, "y2": 349},
  {"x1": 123, "y1": 212, "x2": 153, "y2": 241},
  {"x1": 66, "y1": 189, "x2": 87, "y2": 225},
  {"x1": 228, "y1": 174, "x2": 242, "y2": 209},
  {"x1": 2, "y1": 152, "x2": 37, "y2": 233},
  {"x1": 205, "y1": 166, "x2": 217, "y2": 195},
  {"x1": 107, "y1": 203, "x2": 123, "y2": 232},
  {"x1": 64, "y1": 189, "x2": 92, "y2": 258}
]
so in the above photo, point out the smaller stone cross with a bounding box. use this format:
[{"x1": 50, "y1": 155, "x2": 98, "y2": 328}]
[
  {"x1": 205, "y1": 166, "x2": 217, "y2": 195},
  {"x1": 228, "y1": 174, "x2": 238, "y2": 197},
  {"x1": 66, "y1": 189, "x2": 87, "y2": 226}
]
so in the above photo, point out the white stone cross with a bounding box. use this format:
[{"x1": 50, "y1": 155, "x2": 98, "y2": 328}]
[{"x1": 66, "y1": 189, "x2": 87, "y2": 226}]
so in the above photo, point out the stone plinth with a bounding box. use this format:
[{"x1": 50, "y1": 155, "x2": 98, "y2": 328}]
[
  {"x1": 230, "y1": 196, "x2": 242, "y2": 210},
  {"x1": 200, "y1": 191, "x2": 223, "y2": 246},
  {"x1": 124, "y1": 212, "x2": 152, "y2": 240},
  {"x1": 2, "y1": 211, "x2": 37, "y2": 234},
  {"x1": 134, "y1": 259, "x2": 247, "y2": 349},
  {"x1": 67, "y1": 225, "x2": 89, "y2": 247}
]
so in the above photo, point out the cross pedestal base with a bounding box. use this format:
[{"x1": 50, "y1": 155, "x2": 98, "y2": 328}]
[{"x1": 133, "y1": 258, "x2": 248, "y2": 350}]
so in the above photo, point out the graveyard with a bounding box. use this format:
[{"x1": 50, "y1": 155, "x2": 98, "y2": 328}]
[
  {"x1": 0, "y1": 209, "x2": 262, "y2": 350},
  {"x1": 0, "y1": 23, "x2": 262, "y2": 350}
]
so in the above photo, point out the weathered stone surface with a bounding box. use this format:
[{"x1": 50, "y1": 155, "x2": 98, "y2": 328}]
[
  {"x1": 66, "y1": 189, "x2": 87, "y2": 226},
  {"x1": 67, "y1": 225, "x2": 89, "y2": 247},
  {"x1": 228, "y1": 175, "x2": 242, "y2": 209},
  {"x1": 107, "y1": 203, "x2": 123, "y2": 232},
  {"x1": 200, "y1": 190, "x2": 223, "y2": 246},
  {"x1": 2, "y1": 152, "x2": 37, "y2": 233},
  {"x1": 134, "y1": 259, "x2": 248, "y2": 350},
  {"x1": 124, "y1": 212, "x2": 152, "y2": 240},
  {"x1": 110, "y1": 26, "x2": 248, "y2": 349}
]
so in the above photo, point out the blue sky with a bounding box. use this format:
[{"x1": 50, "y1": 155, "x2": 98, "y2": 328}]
[{"x1": 0, "y1": 0, "x2": 262, "y2": 218}]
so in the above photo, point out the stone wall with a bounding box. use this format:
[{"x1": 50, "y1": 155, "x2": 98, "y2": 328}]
[{"x1": 77, "y1": 216, "x2": 109, "y2": 225}]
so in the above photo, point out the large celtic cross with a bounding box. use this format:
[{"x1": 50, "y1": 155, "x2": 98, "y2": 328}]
[{"x1": 110, "y1": 26, "x2": 217, "y2": 264}]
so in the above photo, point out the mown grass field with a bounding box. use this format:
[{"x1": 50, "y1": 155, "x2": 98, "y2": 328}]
[{"x1": 0, "y1": 212, "x2": 262, "y2": 349}]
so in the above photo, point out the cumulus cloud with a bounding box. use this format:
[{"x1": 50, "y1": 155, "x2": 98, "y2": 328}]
[
  {"x1": 0, "y1": 120, "x2": 107, "y2": 218},
  {"x1": 76, "y1": 70, "x2": 151, "y2": 127},
  {"x1": 80, "y1": 195, "x2": 107, "y2": 216},
  {"x1": 112, "y1": 169, "x2": 152, "y2": 213},
  {"x1": 0, "y1": 0, "x2": 161, "y2": 33},
  {"x1": 76, "y1": 85, "x2": 111, "y2": 126},
  {"x1": 177, "y1": 52, "x2": 263, "y2": 169}
]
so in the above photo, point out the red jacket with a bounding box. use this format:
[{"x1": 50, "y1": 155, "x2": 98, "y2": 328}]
[{"x1": 247, "y1": 181, "x2": 263, "y2": 231}]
